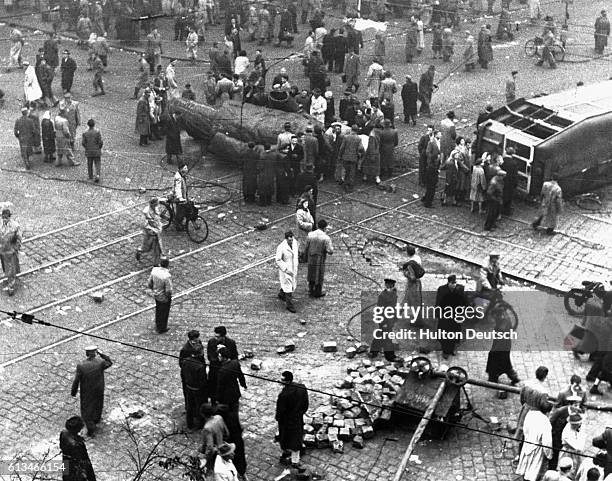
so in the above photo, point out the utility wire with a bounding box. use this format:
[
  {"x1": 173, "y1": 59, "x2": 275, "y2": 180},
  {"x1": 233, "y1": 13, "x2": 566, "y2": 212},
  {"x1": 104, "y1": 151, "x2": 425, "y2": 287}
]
[{"x1": 1, "y1": 308, "x2": 606, "y2": 462}]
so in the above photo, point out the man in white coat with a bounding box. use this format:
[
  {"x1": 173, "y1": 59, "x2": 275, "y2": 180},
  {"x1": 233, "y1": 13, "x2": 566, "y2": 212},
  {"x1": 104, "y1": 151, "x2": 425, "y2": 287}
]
[
  {"x1": 23, "y1": 61, "x2": 43, "y2": 105},
  {"x1": 275, "y1": 231, "x2": 299, "y2": 313},
  {"x1": 516, "y1": 399, "x2": 553, "y2": 481}
]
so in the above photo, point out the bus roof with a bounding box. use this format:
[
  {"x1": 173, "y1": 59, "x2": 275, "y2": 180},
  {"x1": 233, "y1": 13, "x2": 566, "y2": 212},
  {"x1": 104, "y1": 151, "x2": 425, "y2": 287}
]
[{"x1": 484, "y1": 80, "x2": 612, "y2": 143}]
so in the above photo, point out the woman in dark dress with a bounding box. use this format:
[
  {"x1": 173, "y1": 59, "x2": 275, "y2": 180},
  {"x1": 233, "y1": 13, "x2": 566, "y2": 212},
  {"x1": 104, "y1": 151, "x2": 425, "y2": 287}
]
[{"x1": 59, "y1": 416, "x2": 96, "y2": 481}]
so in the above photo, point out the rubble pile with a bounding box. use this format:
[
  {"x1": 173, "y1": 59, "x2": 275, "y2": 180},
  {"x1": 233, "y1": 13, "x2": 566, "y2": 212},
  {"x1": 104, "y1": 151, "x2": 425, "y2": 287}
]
[{"x1": 303, "y1": 358, "x2": 410, "y2": 453}]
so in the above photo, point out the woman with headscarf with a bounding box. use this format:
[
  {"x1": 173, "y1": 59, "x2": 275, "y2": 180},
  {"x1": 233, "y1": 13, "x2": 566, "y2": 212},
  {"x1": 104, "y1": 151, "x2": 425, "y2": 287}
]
[
  {"x1": 295, "y1": 197, "x2": 314, "y2": 249},
  {"x1": 59, "y1": 416, "x2": 97, "y2": 481},
  {"x1": 41, "y1": 110, "x2": 56, "y2": 163}
]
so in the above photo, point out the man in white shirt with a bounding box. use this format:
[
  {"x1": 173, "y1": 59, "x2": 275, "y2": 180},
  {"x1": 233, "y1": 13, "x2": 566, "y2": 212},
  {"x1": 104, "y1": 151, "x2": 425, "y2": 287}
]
[
  {"x1": 234, "y1": 50, "x2": 250, "y2": 76},
  {"x1": 309, "y1": 88, "x2": 327, "y2": 124}
]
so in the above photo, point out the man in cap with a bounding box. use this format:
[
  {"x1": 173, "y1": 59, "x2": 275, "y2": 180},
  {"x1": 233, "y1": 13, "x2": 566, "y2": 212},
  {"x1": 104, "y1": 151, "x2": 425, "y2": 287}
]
[
  {"x1": 59, "y1": 92, "x2": 81, "y2": 150},
  {"x1": 276, "y1": 371, "x2": 309, "y2": 469},
  {"x1": 506, "y1": 70, "x2": 518, "y2": 104},
  {"x1": 436, "y1": 274, "x2": 468, "y2": 359},
  {"x1": 14, "y1": 107, "x2": 35, "y2": 170},
  {"x1": 60, "y1": 50, "x2": 77, "y2": 94},
  {"x1": 71, "y1": 345, "x2": 113, "y2": 436},
  {"x1": 309, "y1": 88, "x2": 327, "y2": 124},
  {"x1": 0, "y1": 207, "x2": 22, "y2": 296},
  {"x1": 484, "y1": 169, "x2": 506, "y2": 231},
  {"x1": 595, "y1": 10, "x2": 610, "y2": 54},
  {"x1": 476, "y1": 252, "x2": 505, "y2": 301},
  {"x1": 206, "y1": 326, "x2": 238, "y2": 404},
  {"x1": 370, "y1": 278, "x2": 400, "y2": 361},
  {"x1": 179, "y1": 329, "x2": 203, "y2": 404},
  {"x1": 532, "y1": 172, "x2": 563, "y2": 235},
  {"x1": 401, "y1": 74, "x2": 419, "y2": 126},
  {"x1": 147, "y1": 256, "x2": 172, "y2": 333},
  {"x1": 558, "y1": 457, "x2": 575, "y2": 480}
]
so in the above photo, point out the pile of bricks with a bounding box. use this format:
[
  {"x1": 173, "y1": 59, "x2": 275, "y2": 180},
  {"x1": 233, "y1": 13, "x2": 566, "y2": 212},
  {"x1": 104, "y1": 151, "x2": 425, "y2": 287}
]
[{"x1": 302, "y1": 359, "x2": 409, "y2": 453}]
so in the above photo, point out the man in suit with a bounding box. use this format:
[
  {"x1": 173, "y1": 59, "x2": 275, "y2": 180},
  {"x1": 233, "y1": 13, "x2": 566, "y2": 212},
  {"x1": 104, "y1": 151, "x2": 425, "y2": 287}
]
[
  {"x1": 333, "y1": 29, "x2": 347, "y2": 73},
  {"x1": 344, "y1": 50, "x2": 361, "y2": 93},
  {"x1": 338, "y1": 125, "x2": 365, "y2": 192},
  {"x1": 302, "y1": 127, "x2": 319, "y2": 172},
  {"x1": 60, "y1": 50, "x2": 77, "y2": 94},
  {"x1": 422, "y1": 130, "x2": 441, "y2": 207},
  {"x1": 436, "y1": 275, "x2": 468, "y2": 358}
]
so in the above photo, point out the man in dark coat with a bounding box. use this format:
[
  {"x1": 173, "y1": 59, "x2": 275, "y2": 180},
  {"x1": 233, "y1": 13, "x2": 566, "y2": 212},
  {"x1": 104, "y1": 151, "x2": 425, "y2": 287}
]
[
  {"x1": 276, "y1": 148, "x2": 293, "y2": 204},
  {"x1": 81, "y1": 118, "x2": 103, "y2": 182},
  {"x1": 501, "y1": 147, "x2": 518, "y2": 215},
  {"x1": 593, "y1": 424, "x2": 612, "y2": 476},
  {"x1": 258, "y1": 143, "x2": 277, "y2": 206},
  {"x1": 285, "y1": 136, "x2": 304, "y2": 194},
  {"x1": 164, "y1": 112, "x2": 182, "y2": 164},
  {"x1": 333, "y1": 29, "x2": 348, "y2": 73},
  {"x1": 477, "y1": 25, "x2": 494, "y2": 69},
  {"x1": 435, "y1": 275, "x2": 468, "y2": 358},
  {"x1": 346, "y1": 23, "x2": 364, "y2": 54},
  {"x1": 401, "y1": 74, "x2": 419, "y2": 125},
  {"x1": 369, "y1": 278, "x2": 399, "y2": 361},
  {"x1": 181, "y1": 341, "x2": 208, "y2": 429},
  {"x1": 595, "y1": 10, "x2": 611, "y2": 54},
  {"x1": 14, "y1": 107, "x2": 36, "y2": 169},
  {"x1": 207, "y1": 326, "x2": 238, "y2": 404},
  {"x1": 71, "y1": 346, "x2": 113, "y2": 436},
  {"x1": 180, "y1": 329, "x2": 204, "y2": 406},
  {"x1": 135, "y1": 90, "x2": 151, "y2": 146},
  {"x1": 43, "y1": 32, "x2": 60, "y2": 70},
  {"x1": 304, "y1": 219, "x2": 333, "y2": 297},
  {"x1": 417, "y1": 125, "x2": 433, "y2": 186},
  {"x1": 476, "y1": 103, "x2": 494, "y2": 125},
  {"x1": 242, "y1": 142, "x2": 259, "y2": 202},
  {"x1": 60, "y1": 416, "x2": 97, "y2": 481},
  {"x1": 276, "y1": 371, "x2": 309, "y2": 468},
  {"x1": 327, "y1": 122, "x2": 344, "y2": 182},
  {"x1": 344, "y1": 51, "x2": 361, "y2": 92},
  {"x1": 379, "y1": 118, "x2": 398, "y2": 178},
  {"x1": 60, "y1": 50, "x2": 77, "y2": 94},
  {"x1": 422, "y1": 130, "x2": 442, "y2": 207},
  {"x1": 216, "y1": 346, "x2": 247, "y2": 413},
  {"x1": 418, "y1": 65, "x2": 436, "y2": 116}
]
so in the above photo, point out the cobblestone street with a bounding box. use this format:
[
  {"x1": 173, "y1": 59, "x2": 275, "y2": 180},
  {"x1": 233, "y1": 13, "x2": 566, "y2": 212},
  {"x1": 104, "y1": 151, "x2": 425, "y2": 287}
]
[{"x1": 1, "y1": 0, "x2": 612, "y2": 478}]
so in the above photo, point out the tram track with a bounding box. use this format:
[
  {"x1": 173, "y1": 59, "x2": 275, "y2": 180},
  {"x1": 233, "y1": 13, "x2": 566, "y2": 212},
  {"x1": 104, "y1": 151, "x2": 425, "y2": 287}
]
[{"x1": 0, "y1": 172, "x2": 420, "y2": 366}]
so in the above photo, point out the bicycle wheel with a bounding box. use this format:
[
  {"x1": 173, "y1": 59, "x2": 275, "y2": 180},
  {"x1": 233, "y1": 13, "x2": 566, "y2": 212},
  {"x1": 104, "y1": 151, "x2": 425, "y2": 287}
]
[
  {"x1": 186, "y1": 215, "x2": 209, "y2": 243},
  {"x1": 563, "y1": 289, "x2": 588, "y2": 316},
  {"x1": 524, "y1": 39, "x2": 537, "y2": 57},
  {"x1": 552, "y1": 45, "x2": 565, "y2": 62},
  {"x1": 159, "y1": 202, "x2": 172, "y2": 230}
]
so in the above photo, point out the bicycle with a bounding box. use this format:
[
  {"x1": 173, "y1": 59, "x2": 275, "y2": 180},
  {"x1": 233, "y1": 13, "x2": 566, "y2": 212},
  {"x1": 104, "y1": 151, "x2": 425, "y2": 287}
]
[
  {"x1": 158, "y1": 197, "x2": 209, "y2": 243},
  {"x1": 466, "y1": 288, "x2": 519, "y2": 330},
  {"x1": 524, "y1": 36, "x2": 565, "y2": 62}
]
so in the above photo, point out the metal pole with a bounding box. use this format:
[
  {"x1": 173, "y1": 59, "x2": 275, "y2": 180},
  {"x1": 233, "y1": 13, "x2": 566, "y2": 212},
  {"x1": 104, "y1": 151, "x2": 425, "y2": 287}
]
[
  {"x1": 430, "y1": 371, "x2": 612, "y2": 412},
  {"x1": 392, "y1": 380, "x2": 447, "y2": 481}
]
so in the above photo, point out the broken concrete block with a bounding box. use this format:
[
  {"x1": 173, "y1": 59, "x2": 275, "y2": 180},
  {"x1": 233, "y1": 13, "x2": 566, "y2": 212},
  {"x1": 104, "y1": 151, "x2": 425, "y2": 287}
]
[
  {"x1": 338, "y1": 427, "x2": 351, "y2": 441},
  {"x1": 371, "y1": 375, "x2": 383, "y2": 384},
  {"x1": 250, "y1": 359, "x2": 263, "y2": 370},
  {"x1": 355, "y1": 342, "x2": 369, "y2": 354},
  {"x1": 327, "y1": 429, "x2": 339, "y2": 442},
  {"x1": 361, "y1": 373, "x2": 373, "y2": 383},
  {"x1": 352, "y1": 435, "x2": 364, "y2": 449},
  {"x1": 331, "y1": 440, "x2": 344, "y2": 453},
  {"x1": 277, "y1": 347, "x2": 288, "y2": 355},
  {"x1": 345, "y1": 347, "x2": 357, "y2": 359},
  {"x1": 313, "y1": 415, "x2": 324, "y2": 428},
  {"x1": 362, "y1": 425, "x2": 375, "y2": 439},
  {"x1": 340, "y1": 377, "x2": 354, "y2": 389},
  {"x1": 354, "y1": 418, "x2": 366, "y2": 427},
  {"x1": 361, "y1": 359, "x2": 372, "y2": 367},
  {"x1": 304, "y1": 424, "x2": 315, "y2": 434},
  {"x1": 350, "y1": 371, "x2": 360, "y2": 379},
  {"x1": 284, "y1": 340, "x2": 296, "y2": 352},
  {"x1": 332, "y1": 419, "x2": 345, "y2": 428},
  {"x1": 322, "y1": 341, "x2": 337, "y2": 352},
  {"x1": 380, "y1": 409, "x2": 392, "y2": 421},
  {"x1": 344, "y1": 419, "x2": 355, "y2": 430},
  {"x1": 315, "y1": 432, "x2": 329, "y2": 448},
  {"x1": 303, "y1": 434, "x2": 316, "y2": 447},
  {"x1": 333, "y1": 412, "x2": 344, "y2": 421},
  {"x1": 367, "y1": 366, "x2": 377, "y2": 373},
  {"x1": 346, "y1": 363, "x2": 359, "y2": 373},
  {"x1": 374, "y1": 361, "x2": 386, "y2": 369},
  {"x1": 390, "y1": 375, "x2": 404, "y2": 384},
  {"x1": 350, "y1": 406, "x2": 363, "y2": 418},
  {"x1": 304, "y1": 415, "x2": 313, "y2": 425},
  {"x1": 378, "y1": 368, "x2": 389, "y2": 377},
  {"x1": 91, "y1": 292, "x2": 104, "y2": 303},
  {"x1": 338, "y1": 399, "x2": 352, "y2": 410},
  {"x1": 323, "y1": 416, "x2": 334, "y2": 424}
]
